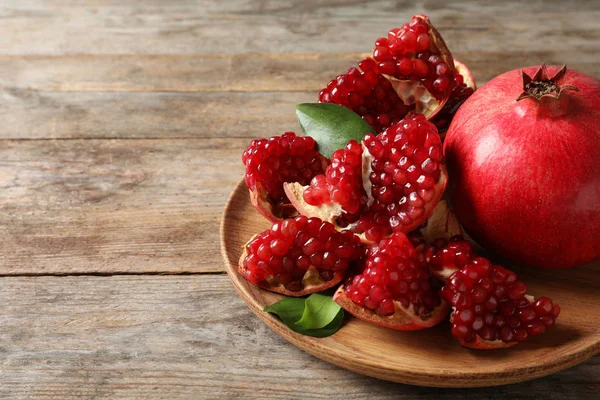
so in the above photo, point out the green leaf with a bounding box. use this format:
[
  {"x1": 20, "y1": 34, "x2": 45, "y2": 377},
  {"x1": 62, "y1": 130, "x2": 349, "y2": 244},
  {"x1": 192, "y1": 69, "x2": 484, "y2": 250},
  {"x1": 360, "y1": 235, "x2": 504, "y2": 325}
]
[
  {"x1": 263, "y1": 297, "x2": 306, "y2": 326},
  {"x1": 302, "y1": 308, "x2": 344, "y2": 338},
  {"x1": 296, "y1": 103, "x2": 375, "y2": 158},
  {"x1": 263, "y1": 294, "x2": 345, "y2": 338},
  {"x1": 295, "y1": 293, "x2": 343, "y2": 330}
]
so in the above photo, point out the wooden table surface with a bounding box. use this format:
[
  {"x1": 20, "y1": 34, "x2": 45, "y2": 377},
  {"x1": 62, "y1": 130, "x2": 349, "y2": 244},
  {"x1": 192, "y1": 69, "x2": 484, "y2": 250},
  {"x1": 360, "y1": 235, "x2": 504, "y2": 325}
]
[{"x1": 0, "y1": 1, "x2": 598, "y2": 398}]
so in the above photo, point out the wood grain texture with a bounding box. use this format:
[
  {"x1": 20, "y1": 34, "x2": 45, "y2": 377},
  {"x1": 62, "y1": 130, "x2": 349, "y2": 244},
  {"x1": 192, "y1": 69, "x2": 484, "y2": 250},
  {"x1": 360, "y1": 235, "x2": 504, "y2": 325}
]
[
  {"x1": 0, "y1": 90, "x2": 313, "y2": 140},
  {"x1": 222, "y1": 179, "x2": 600, "y2": 388},
  {"x1": 0, "y1": 1, "x2": 598, "y2": 55},
  {"x1": 0, "y1": 274, "x2": 597, "y2": 399},
  {"x1": 0, "y1": 138, "x2": 245, "y2": 274},
  {"x1": 1, "y1": 52, "x2": 598, "y2": 92}
]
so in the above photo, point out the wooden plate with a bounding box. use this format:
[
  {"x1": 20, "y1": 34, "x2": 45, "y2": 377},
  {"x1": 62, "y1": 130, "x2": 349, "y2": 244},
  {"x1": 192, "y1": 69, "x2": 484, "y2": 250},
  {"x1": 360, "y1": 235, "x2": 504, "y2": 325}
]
[{"x1": 221, "y1": 179, "x2": 600, "y2": 387}]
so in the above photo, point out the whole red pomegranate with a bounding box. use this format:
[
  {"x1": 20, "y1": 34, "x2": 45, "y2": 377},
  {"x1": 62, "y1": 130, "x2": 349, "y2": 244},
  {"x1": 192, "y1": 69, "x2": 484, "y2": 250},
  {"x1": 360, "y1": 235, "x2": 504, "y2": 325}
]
[{"x1": 444, "y1": 64, "x2": 600, "y2": 269}]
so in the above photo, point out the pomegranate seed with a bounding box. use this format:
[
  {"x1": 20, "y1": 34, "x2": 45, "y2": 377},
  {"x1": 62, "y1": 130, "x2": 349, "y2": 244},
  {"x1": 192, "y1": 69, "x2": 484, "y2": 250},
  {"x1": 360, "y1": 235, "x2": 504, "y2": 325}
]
[
  {"x1": 413, "y1": 59, "x2": 429, "y2": 78},
  {"x1": 397, "y1": 58, "x2": 413, "y2": 75},
  {"x1": 415, "y1": 34, "x2": 430, "y2": 52}
]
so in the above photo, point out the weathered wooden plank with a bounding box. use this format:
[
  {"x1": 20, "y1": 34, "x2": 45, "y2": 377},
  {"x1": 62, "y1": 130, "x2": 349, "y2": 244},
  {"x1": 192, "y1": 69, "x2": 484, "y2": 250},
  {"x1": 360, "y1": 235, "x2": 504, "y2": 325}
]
[
  {"x1": 0, "y1": 54, "x2": 359, "y2": 92},
  {"x1": 0, "y1": 90, "x2": 313, "y2": 139},
  {"x1": 0, "y1": 274, "x2": 597, "y2": 399},
  {"x1": 0, "y1": 1, "x2": 598, "y2": 55},
  {"x1": 5, "y1": 54, "x2": 600, "y2": 141},
  {"x1": 2, "y1": 52, "x2": 599, "y2": 92},
  {"x1": 0, "y1": 138, "x2": 247, "y2": 274}
]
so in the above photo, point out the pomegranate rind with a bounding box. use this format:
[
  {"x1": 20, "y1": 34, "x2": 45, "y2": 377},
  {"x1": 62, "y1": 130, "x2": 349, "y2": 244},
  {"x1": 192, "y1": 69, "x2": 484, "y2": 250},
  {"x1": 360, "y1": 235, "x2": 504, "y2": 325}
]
[
  {"x1": 284, "y1": 182, "x2": 377, "y2": 245},
  {"x1": 283, "y1": 182, "x2": 343, "y2": 225},
  {"x1": 249, "y1": 183, "x2": 298, "y2": 223},
  {"x1": 458, "y1": 337, "x2": 518, "y2": 350},
  {"x1": 333, "y1": 285, "x2": 450, "y2": 331},
  {"x1": 418, "y1": 199, "x2": 482, "y2": 264},
  {"x1": 238, "y1": 241, "x2": 344, "y2": 297},
  {"x1": 454, "y1": 59, "x2": 476, "y2": 91},
  {"x1": 387, "y1": 79, "x2": 444, "y2": 120},
  {"x1": 418, "y1": 200, "x2": 464, "y2": 243}
]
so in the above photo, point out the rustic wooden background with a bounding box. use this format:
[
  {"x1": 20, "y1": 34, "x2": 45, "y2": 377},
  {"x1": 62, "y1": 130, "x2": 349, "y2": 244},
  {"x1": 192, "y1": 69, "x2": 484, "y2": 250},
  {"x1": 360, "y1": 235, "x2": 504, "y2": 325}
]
[{"x1": 0, "y1": 1, "x2": 598, "y2": 398}]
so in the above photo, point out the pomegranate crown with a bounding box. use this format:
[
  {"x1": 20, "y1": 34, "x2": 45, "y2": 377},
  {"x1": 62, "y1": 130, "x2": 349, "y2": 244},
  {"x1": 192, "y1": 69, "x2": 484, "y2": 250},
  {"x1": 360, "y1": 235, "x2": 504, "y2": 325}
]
[{"x1": 517, "y1": 63, "x2": 579, "y2": 101}]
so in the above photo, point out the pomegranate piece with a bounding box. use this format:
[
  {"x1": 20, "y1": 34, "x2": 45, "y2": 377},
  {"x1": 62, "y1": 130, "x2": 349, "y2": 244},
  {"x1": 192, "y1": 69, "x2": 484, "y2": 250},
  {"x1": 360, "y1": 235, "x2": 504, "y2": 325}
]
[
  {"x1": 319, "y1": 15, "x2": 456, "y2": 133},
  {"x1": 445, "y1": 63, "x2": 600, "y2": 269},
  {"x1": 360, "y1": 113, "x2": 447, "y2": 238},
  {"x1": 303, "y1": 139, "x2": 366, "y2": 217},
  {"x1": 239, "y1": 216, "x2": 363, "y2": 296},
  {"x1": 242, "y1": 132, "x2": 328, "y2": 222},
  {"x1": 285, "y1": 114, "x2": 447, "y2": 244},
  {"x1": 374, "y1": 15, "x2": 455, "y2": 101},
  {"x1": 334, "y1": 232, "x2": 449, "y2": 330},
  {"x1": 429, "y1": 237, "x2": 561, "y2": 349}
]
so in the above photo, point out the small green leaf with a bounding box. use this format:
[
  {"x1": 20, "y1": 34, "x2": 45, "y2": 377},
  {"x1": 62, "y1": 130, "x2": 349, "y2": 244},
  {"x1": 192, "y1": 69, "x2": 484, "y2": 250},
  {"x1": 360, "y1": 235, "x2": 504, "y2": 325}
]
[
  {"x1": 263, "y1": 294, "x2": 345, "y2": 338},
  {"x1": 295, "y1": 293, "x2": 343, "y2": 330},
  {"x1": 296, "y1": 103, "x2": 375, "y2": 158},
  {"x1": 301, "y1": 308, "x2": 344, "y2": 337},
  {"x1": 263, "y1": 297, "x2": 306, "y2": 326}
]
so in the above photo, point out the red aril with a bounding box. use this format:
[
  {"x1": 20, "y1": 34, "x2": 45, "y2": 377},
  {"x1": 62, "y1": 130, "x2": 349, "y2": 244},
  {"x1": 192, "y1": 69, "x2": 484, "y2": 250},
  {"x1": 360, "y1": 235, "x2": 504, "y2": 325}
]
[{"x1": 445, "y1": 64, "x2": 600, "y2": 268}]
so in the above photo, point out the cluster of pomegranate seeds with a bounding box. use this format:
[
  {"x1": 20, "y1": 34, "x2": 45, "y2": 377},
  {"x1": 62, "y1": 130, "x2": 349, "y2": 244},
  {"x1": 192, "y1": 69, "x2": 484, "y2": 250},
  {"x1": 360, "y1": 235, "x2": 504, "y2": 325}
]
[
  {"x1": 373, "y1": 15, "x2": 455, "y2": 99},
  {"x1": 364, "y1": 114, "x2": 443, "y2": 233},
  {"x1": 242, "y1": 216, "x2": 363, "y2": 293},
  {"x1": 353, "y1": 211, "x2": 393, "y2": 243},
  {"x1": 427, "y1": 236, "x2": 473, "y2": 280},
  {"x1": 242, "y1": 132, "x2": 326, "y2": 203},
  {"x1": 303, "y1": 140, "x2": 366, "y2": 215},
  {"x1": 408, "y1": 232, "x2": 437, "y2": 264},
  {"x1": 318, "y1": 59, "x2": 411, "y2": 133},
  {"x1": 344, "y1": 233, "x2": 441, "y2": 317},
  {"x1": 430, "y1": 237, "x2": 561, "y2": 344},
  {"x1": 432, "y1": 72, "x2": 475, "y2": 131}
]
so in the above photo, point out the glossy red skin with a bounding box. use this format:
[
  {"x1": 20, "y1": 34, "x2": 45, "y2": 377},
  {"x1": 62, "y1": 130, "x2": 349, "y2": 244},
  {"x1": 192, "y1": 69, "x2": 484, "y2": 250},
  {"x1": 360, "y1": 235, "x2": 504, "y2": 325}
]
[{"x1": 444, "y1": 66, "x2": 600, "y2": 269}]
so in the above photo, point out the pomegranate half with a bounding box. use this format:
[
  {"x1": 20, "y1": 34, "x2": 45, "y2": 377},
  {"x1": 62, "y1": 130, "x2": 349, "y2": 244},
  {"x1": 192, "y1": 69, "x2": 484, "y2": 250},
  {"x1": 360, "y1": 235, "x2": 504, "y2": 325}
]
[{"x1": 444, "y1": 64, "x2": 600, "y2": 269}]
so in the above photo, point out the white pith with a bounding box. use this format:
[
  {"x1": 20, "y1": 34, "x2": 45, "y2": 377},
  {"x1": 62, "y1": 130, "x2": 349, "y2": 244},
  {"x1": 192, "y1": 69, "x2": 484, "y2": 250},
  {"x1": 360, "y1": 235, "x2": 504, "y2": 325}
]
[
  {"x1": 387, "y1": 77, "x2": 442, "y2": 118},
  {"x1": 361, "y1": 143, "x2": 375, "y2": 207}
]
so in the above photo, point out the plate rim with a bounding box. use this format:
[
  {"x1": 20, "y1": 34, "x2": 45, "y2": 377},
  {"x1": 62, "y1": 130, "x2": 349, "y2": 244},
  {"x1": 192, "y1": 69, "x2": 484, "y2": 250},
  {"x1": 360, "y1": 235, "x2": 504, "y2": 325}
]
[{"x1": 220, "y1": 179, "x2": 600, "y2": 388}]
